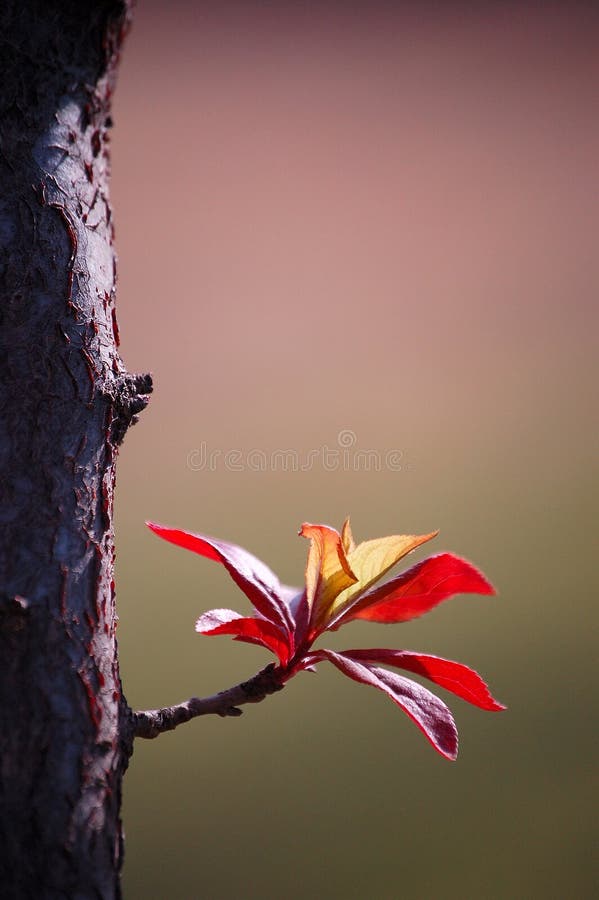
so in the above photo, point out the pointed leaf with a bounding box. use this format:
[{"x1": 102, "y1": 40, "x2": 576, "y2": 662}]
[
  {"x1": 348, "y1": 531, "x2": 439, "y2": 595},
  {"x1": 288, "y1": 589, "x2": 311, "y2": 646},
  {"x1": 299, "y1": 523, "x2": 357, "y2": 631},
  {"x1": 327, "y1": 531, "x2": 439, "y2": 625},
  {"x1": 195, "y1": 608, "x2": 290, "y2": 666},
  {"x1": 314, "y1": 649, "x2": 458, "y2": 759},
  {"x1": 147, "y1": 522, "x2": 293, "y2": 634},
  {"x1": 342, "y1": 649, "x2": 506, "y2": 711},
  {"x1": 341, "y1": 517, "x2": 356, "y2": 554},
  {"x1": 337, "y1": 553, "x2": 495, "y2": 626}
]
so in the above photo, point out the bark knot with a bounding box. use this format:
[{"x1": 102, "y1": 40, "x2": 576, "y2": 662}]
[{"x1": 104, "y1": 371, "x2": 153, "y2": 445}]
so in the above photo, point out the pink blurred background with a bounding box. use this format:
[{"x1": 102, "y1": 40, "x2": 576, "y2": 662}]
[{"x1": 110, "y1": 2, "x2": 597, "y2": 897}]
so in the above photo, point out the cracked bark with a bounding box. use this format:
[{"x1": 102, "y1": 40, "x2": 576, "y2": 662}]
[{"x1": 0, "y1": 2, "x2": 147, "y2": 897}]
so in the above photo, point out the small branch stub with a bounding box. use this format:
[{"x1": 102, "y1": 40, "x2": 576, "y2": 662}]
[{"x1": 108, "y1": 372, "x2": 153, "y2": 445}]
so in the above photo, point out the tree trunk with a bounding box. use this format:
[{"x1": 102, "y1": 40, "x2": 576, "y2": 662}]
[{"x1": 0, "y1": 2, "x2": 147, "y2": 896}]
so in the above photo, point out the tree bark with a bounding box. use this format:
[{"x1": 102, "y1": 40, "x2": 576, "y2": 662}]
[{"x1": 0, "y1": 2, "x2": 147, "y2": 896}]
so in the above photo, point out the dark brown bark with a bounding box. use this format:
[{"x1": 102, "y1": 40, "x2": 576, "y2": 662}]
[{"x1": 0, "y1": 2, "x2": 147, "y2": 897}]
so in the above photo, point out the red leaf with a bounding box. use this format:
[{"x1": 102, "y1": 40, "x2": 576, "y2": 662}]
[
  {"x1": 341, "y1": 649, "x2": 505, "y2": 711},
  {"x1": 313, "y1": 649, "x2": 459, "y2": 759},
  {"x1": 195, "y1": 608, "x2": 290, "y2": 666},
  {"x1": 336, "y1": 553, "x2": 495, "y2": 626},
  {"x1": 288, "y1": 589, "x2": 311, "y2": 647},
  {"x1": 147, "y1": 522, "x2": 293, "y2": 635}
]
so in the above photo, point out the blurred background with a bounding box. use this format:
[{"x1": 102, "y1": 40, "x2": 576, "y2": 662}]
[{"x1": 111, "y1": 2, "x2": 597, "y2": 897}]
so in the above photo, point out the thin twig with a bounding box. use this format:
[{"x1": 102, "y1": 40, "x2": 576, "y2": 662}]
[{"x1": 132, "y1": 663, "x2": 284, "y2": 740}]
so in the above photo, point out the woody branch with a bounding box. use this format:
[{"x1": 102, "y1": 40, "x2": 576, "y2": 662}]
[{"x1": 132, "y1": 664, "x2": 285, "y2": 739}]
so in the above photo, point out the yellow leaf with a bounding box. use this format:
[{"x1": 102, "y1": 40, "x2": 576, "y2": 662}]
[
  {"x1": 300, "y1": 524, "x2": 357, "y2": 631},
  {"x1": 341, "y1": 517, "x2": 356, "y2": 554},
  {"x1": 328, "y1": 530, "x2": 439, "y2": 621}
]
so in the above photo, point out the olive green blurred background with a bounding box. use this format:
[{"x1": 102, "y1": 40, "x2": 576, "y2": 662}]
[{"x1": 111, "y1": 3, "x2": 597, "y2": 898}]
